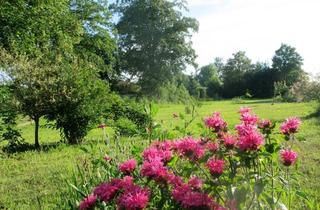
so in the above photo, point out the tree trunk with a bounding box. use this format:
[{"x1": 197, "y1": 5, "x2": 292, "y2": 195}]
[{"x1": 34, "y1": 117, "x2": 40, "y2": 149}]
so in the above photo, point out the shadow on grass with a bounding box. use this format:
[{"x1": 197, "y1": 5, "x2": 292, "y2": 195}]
[
  {"x1": 240, "y1": 99, "x2": 274, "y2": 105},
  {"x1": 302, "y1": 109, "x2": 320, "y2": 122},
  {"x1": 1, "y1": 141, "x2": 64, "y2": 154}
]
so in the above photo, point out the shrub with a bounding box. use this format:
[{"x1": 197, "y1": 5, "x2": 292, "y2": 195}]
[
  {"x1": 66, "y1": 108, "x2": 307, "y2": 209},
  {"x1": 115, "y1": 117, "x2": 139, "y2": 136}
]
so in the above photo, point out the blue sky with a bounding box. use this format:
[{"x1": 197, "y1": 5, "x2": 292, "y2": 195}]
[{"x1": 186, "y1": 0, "x2": 320, "y2": 75}]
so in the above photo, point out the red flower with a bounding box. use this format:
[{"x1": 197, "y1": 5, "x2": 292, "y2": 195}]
[
  {"x1": 221, "y1": 133, "x2": 237, "y2": 149},
  {"x1": 98, "y1": 123, "x2": 106, "y2": 129},
  {"x1": 119, "y1": 159, "x2": 137, "y2": 174},
  {"x1": 280, "y1": 150, "x2": 298, "y2": 166},
  {"x1": 206, "y1": 158, "x2": 225, "y2": 177},
  {"x1": 188, "y1": 176, "x2": 203, "y2": 190},
  {"x1": 175, "y1": 137, "x2": 205, "y2": 160},
  {"x1": 79, "y1": 194, "x2": 96, "y2": 210}
]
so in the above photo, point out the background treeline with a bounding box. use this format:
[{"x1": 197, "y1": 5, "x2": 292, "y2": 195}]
[{"x1": 0, "y1": 0, "x2": 319, "y2": 148}]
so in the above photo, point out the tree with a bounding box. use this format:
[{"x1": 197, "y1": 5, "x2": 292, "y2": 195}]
[
  {"x1": 116, "y1": 0, "x2": 198, "y2": 94},
  {"x1": 197, "y1": 64, "x2": 222, "y2": 98},
  {"x1": 221, "y1": 51, "x2": 252, "y2": 98},
  {"x1": 272, "y1": 44, "x2": 304, "y2": 86}
]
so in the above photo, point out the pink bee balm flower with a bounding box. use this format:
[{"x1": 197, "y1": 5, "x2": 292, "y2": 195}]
[
  {"x1": 140, "y1": 160, "x2": 169, "y2": 183},
  {"x1": 240, "y1": 112, "x2": 259, "y2": 125},
  {"x1": 258, "y1": 119, "x2": 272, "y2": 129},
  {"x1": 239, "y1": 107, "x2": 252, "y2": 115},
  {"x1": 103, "y1": 155, "x2": 112, "y2": 162},
  {"x1": 119, "y1": 159, "x2": 137, "y2": 174},
  {"x1": 221, "y1": 133, "x2": 237, "y2": 149},
  {"x1": 93, "y1": 179, "x2": 122, "y2": 202},
  {"x1": 206, "y1": 142, "x2": 219, "y2": 152},
  {"x1": 143, "y1": 147, "x2": 172, "y2": 163},
  {"x1": 98, "y1": 123, "x2": 106, "y2": 129},
  {"x1": 238, "y1": 131, "x2": 264, "y2": 151},
  {"x1": 117, "y1": 185, "x2": 150, "y2": 210},
  {"x1": 175, "y1": 137, "x2": 205, "y2": 160},
  {"x1": 188, "y1": 177, "x2": 203, "y2": 190},
  {"x1": 206, "y1": 158, "x2": 225, "y2": 177},
  {"x1": 172, "y1": 184, "x2": 216, "y2": 209},
  {"x1": 79, "y1": 194, "x2": 97, "y2": 210},
  {"x1": 235, "y1": 123, "x2": 256, "y2": 136},
  {"x1": 280, "y1": 150, "x2": 298, "y2": 166},
  {"x1": 204, "y1": 112, "x2": 227, "y2": 132},
  {"x1": 280, "y1": 117, "x2": 301, "y2": 135}
]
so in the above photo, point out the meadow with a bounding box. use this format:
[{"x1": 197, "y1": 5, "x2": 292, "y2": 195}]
[{"x1": 0, "y1": 99, "x2": 319, "y2": 209}]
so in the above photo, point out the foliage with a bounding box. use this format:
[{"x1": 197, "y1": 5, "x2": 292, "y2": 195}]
[
  {"x1": 197, "y1": 64, "x2": 222, "y2": 99},
  {"x1": 156, "y1": 82, "x2": 193, "y2": 103},
  {"x1": 66, "y1": 108, "x2": 307, "y2": 210},
  {"x1": 115, "y1": 0, "x2": 198, "y2": 94},
  {"x1": 288, "y1": 74, "x2": 320, "y2": 102},
  {"x1": 114, "y1": 117, "x2": 139, "y2": 136},
  {"x1": 272, "y1": 44, "x2": 304, "y2": 87}
]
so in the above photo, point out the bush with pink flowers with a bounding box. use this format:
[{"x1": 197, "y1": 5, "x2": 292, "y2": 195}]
[{"x1": 67, "y1": 108, "x2": 304, "y2": 210}]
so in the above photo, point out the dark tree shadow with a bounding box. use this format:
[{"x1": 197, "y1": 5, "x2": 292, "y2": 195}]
[{"x1": 1, "y1": 141, "x2": 64, "y2": 154}]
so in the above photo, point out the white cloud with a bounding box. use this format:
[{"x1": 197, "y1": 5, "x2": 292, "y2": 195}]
[{"x1": 187, "y1": 0, "x2": 320, "y2": 74}]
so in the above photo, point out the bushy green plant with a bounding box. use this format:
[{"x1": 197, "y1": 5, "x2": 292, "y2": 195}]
[{"x1": 115, "y1": 117, "x2": 139, "y2": 136}]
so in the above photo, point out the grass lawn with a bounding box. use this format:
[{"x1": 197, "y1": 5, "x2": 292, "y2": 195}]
[{"x1": 0, "y1": 99, "x2": 319, "y2": 209}]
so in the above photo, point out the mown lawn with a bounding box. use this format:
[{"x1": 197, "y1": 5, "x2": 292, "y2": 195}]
[{"x1": 0, "y1": 99, "x2": 319, "y2": 209}]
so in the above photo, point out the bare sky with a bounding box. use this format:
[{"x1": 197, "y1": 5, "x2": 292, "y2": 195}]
[{"x1": 186, "y1": 0, "x2": 320, "y2": 75}]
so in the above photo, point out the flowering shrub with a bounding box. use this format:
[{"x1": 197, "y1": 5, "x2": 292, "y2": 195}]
[{"x1": 73, "y1": 108, "x2": 303, "y2": 210}]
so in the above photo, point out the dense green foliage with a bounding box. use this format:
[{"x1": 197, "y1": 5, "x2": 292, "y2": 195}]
[{"x1": 116, "y1": 0, "x2": 198, "y2": 94}]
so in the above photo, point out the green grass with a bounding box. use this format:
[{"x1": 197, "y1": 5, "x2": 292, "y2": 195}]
[{"x1": 1, "y1": 99, "x2": 319, "y2": 209}]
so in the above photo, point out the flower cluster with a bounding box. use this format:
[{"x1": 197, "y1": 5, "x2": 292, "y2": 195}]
[
  {"x1": 205, "y1": 112, "x2": 227, "y2": 132},
  {"x1": 77, "y1": 108, "x2": 302, "y2": 210}
]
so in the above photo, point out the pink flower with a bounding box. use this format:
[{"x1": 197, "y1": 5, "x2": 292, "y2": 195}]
[
  {"x1": 188, "y1": 177, "x2": 203, "y2": 190},
  {"x1": 175, "y1": 137, "x2": 205, "y2": 160},
  {"x1": 235, "y1": 123, "x2": 256, "y2": 136},
  {"x1": 117, "y1": 185, "x2": 150, "y2": 210},
  {"x1": 206, "y1": 142, "x2": 219, "y2": 152},
  {"x1": 119, "y1": 159, "x2": 137, "y2": 174},
  {"x1": 240, "y1": 112, "x2": 259, "y2": 125},
  {"x1": 79, "y1": 194, "x2": 96, "y2": 210},
  {"x1": 98, "y1": 123, "x2": 106, "y2": 129},
  {"x1": 205, "y1": 112, "x2": 227, "y2": 132},
  {"x1": 206, "y1": 158, "x2": 224, "y2": 177},
  {"x1": 103, "y1": 155, "x2": 112, "y2": 162},
  {"x1": 93, "y1": 179, "x2": 122, "y2": 202},
  {"x1": 221, "y1": 133, "x2": 237, "y2": 149},
  {"x1": 238, "y1": 131, "x2": 264, "y2": 151},
  {"x1": 140, "y1": 160, "x2": 169, "y2": 183},
  {"x1": 280, "y1": 150, "x2": 298, "y2": 166},
  {"x1": 280, "y1": 117, "x2": 301, "y2": 135},
  {"x1": 143, "y1": 147, "x2": 172, "y2": 163},
  {"x1": 258, "y1": 119, "x2": 272, "y2": 129},
  {"x1": 239, "y1": 107, "x2": 252, "y2": 115}
]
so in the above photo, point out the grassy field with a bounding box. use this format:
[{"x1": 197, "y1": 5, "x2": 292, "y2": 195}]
[{"x1": 0, "y1": 99, "x2": 319, "y2": 209}]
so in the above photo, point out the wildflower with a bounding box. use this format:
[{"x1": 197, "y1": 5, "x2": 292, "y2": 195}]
[
  {"x1": 117, "y1": 185, "x2": 150, "y2": 210},
  {"x1": 221, "y1": 133, "x2": 237, "y2": 149},
  {"x1": 280, "y1": 117, "x2": 301, "y2": 135},
  {"x1": 98, "y1": 123, "x2": 106, "y2": 129},
  {"x1": 240, "y1": 112, "x2": 259, "y2": 125},
  {"x1": 143, "y1": 147, "x2": 172, "y2": 163},
  {"x1": 258, "y1": 119, "x2": 272, "y2": 129},
  {"x1": 238, "y1": 131, "x2": 264, "y2": 151},
  {"x1": 172, "y1": 184, "x2": 215, "y2": 209},
  {"x1": 119, "y1": 159, "x2": 137, "y2": 174},
  {"x1": 239, "y1": 107, "x2": 252, "y2": 115},
  {"x1": 79, "y1": 194, "x2": 96, "y2": 210},
  {"x1": 206, "y1": 158, "x2": 225, "y2": 177},
  {"x1": 235, "y1": 123, "x2": 256, "y2": 136},
  {"x1": 93, "y1": 179, "x2": 122, "y2": 202},
  {"x1": 140, "y1": 160, "x2": 169, "y2": 183},
  {"x1": 206, "y1": 142, "x2": 219, "y2": 152},
  {"x1": 205, "y1": 112, "x2": 227, "y2": 132},
  {"x1": 175, "y1": 137, "x2": 205, "y2": 160},
  {"x1": 103, "y1": 155, "x2": 112, "y2": 162},
  {"x1": 188, "y1": 177, "x2": 203, "y2": 190},
  {"x1": 280, "y1": 150, "x2": 298, "y2": 166}
]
